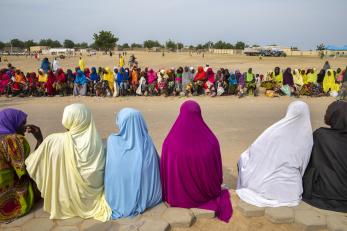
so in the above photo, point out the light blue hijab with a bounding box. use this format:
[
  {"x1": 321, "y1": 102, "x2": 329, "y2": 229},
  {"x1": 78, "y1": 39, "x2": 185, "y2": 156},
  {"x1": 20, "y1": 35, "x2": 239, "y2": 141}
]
[{"x1": 105, "y1": 108, "x2": 162, "y2": 219}]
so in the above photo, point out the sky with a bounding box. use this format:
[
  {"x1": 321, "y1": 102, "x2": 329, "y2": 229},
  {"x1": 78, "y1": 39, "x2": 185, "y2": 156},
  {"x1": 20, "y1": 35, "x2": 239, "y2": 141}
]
[{"x1": 1, "y1": 0, "x2": 346, "y2": 50}]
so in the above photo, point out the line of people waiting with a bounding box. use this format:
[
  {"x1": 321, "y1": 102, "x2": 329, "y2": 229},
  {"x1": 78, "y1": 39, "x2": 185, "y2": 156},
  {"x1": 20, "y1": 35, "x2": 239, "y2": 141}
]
[
  {"x1": 0, "y1": 100, "x2": 346, "y2": 223},
  {"x1": 1, "y1": 60, "x2": 346, "y2": 100}
]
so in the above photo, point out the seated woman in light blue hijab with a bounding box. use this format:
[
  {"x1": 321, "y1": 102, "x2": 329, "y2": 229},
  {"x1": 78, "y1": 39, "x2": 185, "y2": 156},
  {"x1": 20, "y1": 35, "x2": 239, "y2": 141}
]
[{"x1": 105, "y1": 108, "x2": 162, "y2": 219}]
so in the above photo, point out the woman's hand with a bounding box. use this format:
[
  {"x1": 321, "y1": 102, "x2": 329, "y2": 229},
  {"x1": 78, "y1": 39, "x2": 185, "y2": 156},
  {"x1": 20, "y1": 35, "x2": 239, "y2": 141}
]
[{"x1": 25, "y1": 125, "x2": 43, "y2": 149}]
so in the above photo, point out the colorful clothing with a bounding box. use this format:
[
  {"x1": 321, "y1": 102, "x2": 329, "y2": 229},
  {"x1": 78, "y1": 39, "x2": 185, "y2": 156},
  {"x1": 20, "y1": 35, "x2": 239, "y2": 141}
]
[
  {"x1": 105, "y1": 108, "x2": 162, "y2": 219},
  {"x1": 161, "y1": 101, "x2": 232, "y2": 222},
  {"x1": 0, "y1": 109, "x2": 35, "y2": 222},
  {"x1": 25, "y1": 104, "x2": 111, "y2": 221},
  {"x1": 323, "y1": 69, "x2": 339, "y2": 93}
]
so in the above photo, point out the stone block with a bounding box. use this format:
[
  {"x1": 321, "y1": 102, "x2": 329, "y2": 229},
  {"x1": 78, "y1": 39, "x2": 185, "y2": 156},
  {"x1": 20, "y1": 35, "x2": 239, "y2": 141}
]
[
  {"x1": 162, "y1": 207, "x2": 194, "y2": 228},
  {"x1": 190, "y1": 208, "x2": 215, "y2": 219},
  {"x1": 327, "y1": 215, "x2": 347, "y2": 231},
  {"x1": 237, "y1": 200, "x2": 265, "y2": 217},
  {"x1": 295, "y1": 210, "x2": 326, "y2": 231},
  {"x1": 80, "y1": 219, "x2": 112, "y2": 231},
  {"x1": 22, "y1": 218, "x2": 54, "y2": 231},
  {"x1": 265, "y1": 207, "x2": 294, "y2": 224}
]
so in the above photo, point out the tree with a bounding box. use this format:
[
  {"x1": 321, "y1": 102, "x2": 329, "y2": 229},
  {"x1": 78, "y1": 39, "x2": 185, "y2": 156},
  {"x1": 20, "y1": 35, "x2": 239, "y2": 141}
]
[
  {"x1": 143, "y1": 40, "x2": 162, "y2": 49},
  {"x1": 39, "y1": 39, "x2": 62, "y2": 47},
  {"x1": 166, "y1": 40, "x2": 176, "y2": 50},
  {"x1": 203, "y1": 41, "x2": 214, "y2": 49},
  {"x1": 122, "y1": 43, "x2": 130, "y2": 49},
  {"x1": 93, "y1": 30, "x2": 118, "y2": 51},
  {"x1": 213, "y1": 40, "x2": 233, "y2": 49},
  {"x1": 235, "y1": 41, "x2": 246, "y2": 50},
  {"x1": 0, "y1": 41, "x2": 5, "y2": 50},
  {"x1": 316, "y1": 43, "x2": 326, "y2": 51},
  {"x1": 24, "y1": 40, "x2": 37, "y2": 49},
  {"x1": 10, "y1": 39, "x2": 25, "y2": 48},
  {"x1": 75, "y1": 42, "x2": 88, "y2": 49},
  {"x1": 177, "y1": 42, "x2": 184, "y2": 50},
  {"x1": 131, "y1": 43, "x2": 142, "y2": 48},
  {"x1": 64, "y1": 39, "x2": 75, "y2": 48}
]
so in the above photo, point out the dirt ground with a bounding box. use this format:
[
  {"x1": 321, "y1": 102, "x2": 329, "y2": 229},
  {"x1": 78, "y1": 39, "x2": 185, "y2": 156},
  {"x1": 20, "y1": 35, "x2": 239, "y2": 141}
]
[{"x1": 0, "y1": 53, "x2": 342, "y2": 230}]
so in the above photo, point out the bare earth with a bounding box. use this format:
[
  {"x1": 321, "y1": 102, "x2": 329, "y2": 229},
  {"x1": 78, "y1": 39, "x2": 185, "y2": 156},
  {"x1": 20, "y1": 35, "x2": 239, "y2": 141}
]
[{"x1": 0, "y1": 53, "x2": 344, "y2": 230}]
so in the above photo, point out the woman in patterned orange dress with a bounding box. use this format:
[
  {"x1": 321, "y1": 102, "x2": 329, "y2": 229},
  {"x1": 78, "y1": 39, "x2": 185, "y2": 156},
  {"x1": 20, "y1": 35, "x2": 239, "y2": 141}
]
[{"x1": 0, "y1": 108, "x2": 42, "y2": 222}]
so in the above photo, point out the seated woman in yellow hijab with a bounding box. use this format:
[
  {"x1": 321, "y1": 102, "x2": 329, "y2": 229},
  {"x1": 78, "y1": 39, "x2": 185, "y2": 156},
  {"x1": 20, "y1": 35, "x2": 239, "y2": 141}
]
[{"x1": 25, "y1": 104, "x2": 111, "y2": 221}]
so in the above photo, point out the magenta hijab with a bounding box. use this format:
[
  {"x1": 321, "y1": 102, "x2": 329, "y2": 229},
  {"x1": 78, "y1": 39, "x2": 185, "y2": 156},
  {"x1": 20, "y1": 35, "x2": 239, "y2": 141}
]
[
  {"x1": 0, "y1": 108, "x2": 27, "y2": 135},
  {"x1": 147, "y1": 69, "x2": 157, "y2": 84},
  {"x1": 160, "y1": 100, "x2": 232, "y2": 222}
]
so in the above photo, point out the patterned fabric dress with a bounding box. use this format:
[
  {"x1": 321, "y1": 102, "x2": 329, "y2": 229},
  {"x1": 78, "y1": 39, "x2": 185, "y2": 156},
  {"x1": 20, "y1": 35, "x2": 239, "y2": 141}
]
[{"x1": 0, "y1": 134, "x2": 35, "y2": 222}]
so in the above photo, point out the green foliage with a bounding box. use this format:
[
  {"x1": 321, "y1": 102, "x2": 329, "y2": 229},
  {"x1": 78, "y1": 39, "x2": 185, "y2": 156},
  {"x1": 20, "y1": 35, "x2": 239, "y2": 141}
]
[
  {"x1": 166, "y1": 40, "x2": 176, "y2": 50},
  {"x1": 64, "y1": 39, "x2": 75, "y2": 48},
  {"x1": 131, "y1": 43, "x2": 143, "y2": 48},
  {"x1": 235, "y1": 41, "x2": 246, "y2": 49},
  {"x1": 316, "y1": 43, "x2": 326, "y2": 51},
  {"x1": 213, "y1": 40, "x2": 234, "y2": 49},
  {"x1": 24, "y1": 40, "x2": 37, "y2": 49},
  {"x1": 93, "y1": 30, "x2": 119, "y2": 51},
  {"x1": 75, "y1": 42, "x2": 89, "y2": 49},
  {"x1": 0, "y1": 41, "x2": 5, "y2": 50},
  {"x1": 39, "y1": 39, "x2": 62, "y2": 47},
  {"x1": 122, "y1": 43, "x2": 130, "y2": 49},
  {"x1": 10, "y1": 39, "x2": 25, "y2": 48},
  {"x1": 143, "y1": 40, "x2": 162, "y2": 49}
]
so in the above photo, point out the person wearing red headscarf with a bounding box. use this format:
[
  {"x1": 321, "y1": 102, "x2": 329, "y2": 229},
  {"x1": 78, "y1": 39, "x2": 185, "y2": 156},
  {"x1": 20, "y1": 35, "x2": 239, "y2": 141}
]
[
  {"x1": 0, "y1": 69, "x2": 10, "y2": 95},
  {"x1": 54, "y1": 68, "x2": 67, "y2": 96},
  {"x1": 46, "y1": 70, "x2": 56, "y2": 96},
  {"x1": 193, "y1": 66, "x2": 206, "y2": 95}
]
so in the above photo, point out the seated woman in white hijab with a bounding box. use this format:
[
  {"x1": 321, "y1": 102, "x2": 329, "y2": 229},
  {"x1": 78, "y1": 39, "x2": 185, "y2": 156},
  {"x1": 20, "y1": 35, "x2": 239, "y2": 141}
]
[
  {"x1": 25, "y1": 104, "x2": 111, "y2": 221},
  {"x1": 236, "y1": 101, "x2": 313, "y2": 207},
  {"x1": 105, "y1": 108, "x2": 162, "y2": 219}
]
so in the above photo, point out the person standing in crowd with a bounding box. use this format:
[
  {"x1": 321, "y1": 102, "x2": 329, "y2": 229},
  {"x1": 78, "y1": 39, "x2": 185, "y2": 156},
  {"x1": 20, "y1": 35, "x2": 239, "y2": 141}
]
[
  {"x1": 323, "y1": 61, "x2": 330, "y2": 71},
  {"x1": 40, "y1": 57, "x2": 51, "y2": 73},
  {"x1": 79, "y1": 56, "x2": 85, "y2": 71},
  {"x1": 52, "y1": 58, "x2": 60, "y2": 72}
]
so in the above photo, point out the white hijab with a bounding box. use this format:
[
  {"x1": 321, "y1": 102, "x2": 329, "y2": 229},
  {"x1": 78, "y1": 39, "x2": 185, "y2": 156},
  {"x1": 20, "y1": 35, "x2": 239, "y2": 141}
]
[
  {"x1": 236, "y1": 101, "x2": 313, "y2": 207},
  {"x1": 26, "y1": 103, "x2": 111, "y2": 221}
]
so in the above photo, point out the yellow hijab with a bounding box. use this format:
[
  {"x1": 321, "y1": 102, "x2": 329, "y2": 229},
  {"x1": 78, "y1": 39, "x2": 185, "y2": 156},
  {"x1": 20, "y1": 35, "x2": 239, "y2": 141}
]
[
  {"x1": 103, "y1": 67, "x2": 114, "y2": 90},
  {"x1": 323, "y1": 69, "x2": 339, "y2": 93},
  {"x1": 293, "y1": 69, "x2": 304, "y2": 86},
  {"x1": 25, "y1": 104, "x2": 111, "y2": 221}
]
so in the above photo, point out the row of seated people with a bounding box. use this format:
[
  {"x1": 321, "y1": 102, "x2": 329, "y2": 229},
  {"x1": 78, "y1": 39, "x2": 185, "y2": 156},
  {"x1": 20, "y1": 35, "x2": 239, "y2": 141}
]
[{"x1": 0, "y1": 100, "x2": 346, "y2": 223}]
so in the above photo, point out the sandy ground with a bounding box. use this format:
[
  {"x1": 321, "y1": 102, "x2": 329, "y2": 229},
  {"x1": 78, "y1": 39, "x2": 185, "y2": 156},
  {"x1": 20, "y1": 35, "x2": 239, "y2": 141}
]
[
  {"x1": 1, "y1": 51, "x2": 347, "y2": 74},
  {"x1": 0, "y1": 53, "x2": 342, "y2": 230}
]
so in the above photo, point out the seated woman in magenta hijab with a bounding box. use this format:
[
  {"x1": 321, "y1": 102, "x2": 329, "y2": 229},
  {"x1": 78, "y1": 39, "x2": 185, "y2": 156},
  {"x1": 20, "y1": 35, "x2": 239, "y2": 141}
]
[
  {"x1": 105, "y1": 108, "x2": 162, "y2": 219},
  {"x1": 160, "y1": 100, "x2": 232, "y2": 222}
]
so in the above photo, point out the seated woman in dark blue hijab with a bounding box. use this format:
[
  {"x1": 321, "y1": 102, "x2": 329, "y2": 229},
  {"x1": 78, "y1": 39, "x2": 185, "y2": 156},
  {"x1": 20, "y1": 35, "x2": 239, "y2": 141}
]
[{"x1": 303, "y1": 101, "x2": 347, "y2": 212}]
